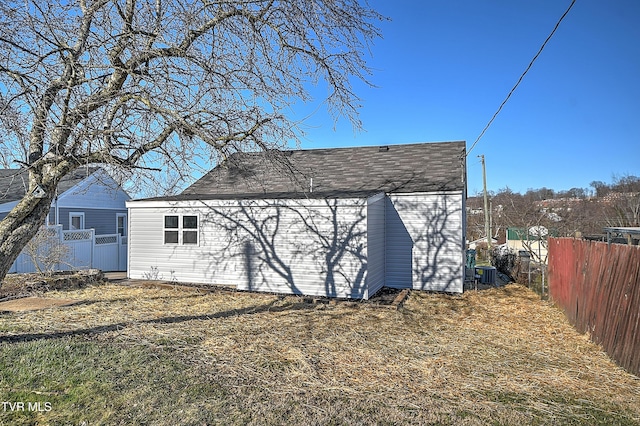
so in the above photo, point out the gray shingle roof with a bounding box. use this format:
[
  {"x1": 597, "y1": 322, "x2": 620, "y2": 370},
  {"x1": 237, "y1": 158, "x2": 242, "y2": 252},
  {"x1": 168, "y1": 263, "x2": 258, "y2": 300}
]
[
  {"x1": 161, "y1": 141, "x2": 466, "y2": 201},
  {"x1": 0, "y1": 167, "x2": 100, "y2": 204}
]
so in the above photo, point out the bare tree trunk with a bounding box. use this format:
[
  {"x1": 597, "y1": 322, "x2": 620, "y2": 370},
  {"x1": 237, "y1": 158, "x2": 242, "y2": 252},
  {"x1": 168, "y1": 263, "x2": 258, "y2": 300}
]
[
  {"x1": 0, "y1": 191, "x2": 54, "y2": 283},
  {"x1": 0, "y1": 0, "x2": 385, "y2": 285}
]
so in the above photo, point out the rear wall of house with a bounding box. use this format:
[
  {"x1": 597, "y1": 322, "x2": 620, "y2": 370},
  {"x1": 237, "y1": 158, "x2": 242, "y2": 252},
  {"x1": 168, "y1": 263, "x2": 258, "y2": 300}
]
[{"x1": 128, "y1": 198, "x2": 370, "y2": 299}]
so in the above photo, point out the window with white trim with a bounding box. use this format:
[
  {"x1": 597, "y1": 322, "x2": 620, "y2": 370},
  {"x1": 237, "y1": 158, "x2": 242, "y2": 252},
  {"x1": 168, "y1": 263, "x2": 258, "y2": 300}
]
[
  {"x1": 116, "y1": 213, "x2": 127, "y2": 236},
  {"x1": 69, "y1": 212, "x2": 85, "y2": 230},
  {"x1": 164, "y1": 215, "x2": 198, "y2": 245}
]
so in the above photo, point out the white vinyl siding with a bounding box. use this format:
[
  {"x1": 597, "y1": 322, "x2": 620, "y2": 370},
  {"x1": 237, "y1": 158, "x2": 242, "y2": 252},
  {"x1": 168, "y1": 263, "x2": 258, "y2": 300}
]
[
  {"x1": 366, "y1": 193, "x2": 386, "y2": 298},
  {"x1": 128, "y1": 198, "x2": 369, "y2": 298},
  {"x1": 385, "y1": 196, "x2": 413, "y2": 288},
  {"x1": 386, "y1": 192, "x2": 464, "y2": 293},
  {"x1": 127, "y1": 191, "x2": 465, "y2": 298}
]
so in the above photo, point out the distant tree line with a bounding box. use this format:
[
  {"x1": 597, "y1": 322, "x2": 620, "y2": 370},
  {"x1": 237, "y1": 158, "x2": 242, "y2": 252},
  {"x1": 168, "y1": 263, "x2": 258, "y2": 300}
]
[{"x1": 467, "y1": 174, "x2": 640, "y2": 244}]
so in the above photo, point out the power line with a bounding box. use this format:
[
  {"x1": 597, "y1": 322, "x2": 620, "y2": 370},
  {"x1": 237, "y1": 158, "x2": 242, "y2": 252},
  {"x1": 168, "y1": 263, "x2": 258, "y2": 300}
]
[{"x1": 467, "y1": 0, "x2": 577, "y2": 156}]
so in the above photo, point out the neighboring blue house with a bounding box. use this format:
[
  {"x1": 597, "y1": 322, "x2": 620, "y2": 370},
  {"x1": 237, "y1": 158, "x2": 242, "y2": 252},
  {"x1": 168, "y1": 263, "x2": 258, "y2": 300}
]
[{"x1": 0, "y1": 167, "x2": 130, "y2": 236}]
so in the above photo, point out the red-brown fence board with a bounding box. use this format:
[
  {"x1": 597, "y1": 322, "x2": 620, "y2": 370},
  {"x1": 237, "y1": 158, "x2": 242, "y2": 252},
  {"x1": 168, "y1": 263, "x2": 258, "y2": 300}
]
[{"x1": 548, "y1": 238, "x2": 640, "y2": 377}]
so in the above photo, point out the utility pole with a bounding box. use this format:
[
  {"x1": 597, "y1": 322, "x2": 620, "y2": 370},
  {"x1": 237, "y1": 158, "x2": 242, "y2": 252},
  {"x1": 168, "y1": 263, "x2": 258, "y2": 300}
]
[{"x1": 479, "y1": 155, "x2": 491, "y2": 249}]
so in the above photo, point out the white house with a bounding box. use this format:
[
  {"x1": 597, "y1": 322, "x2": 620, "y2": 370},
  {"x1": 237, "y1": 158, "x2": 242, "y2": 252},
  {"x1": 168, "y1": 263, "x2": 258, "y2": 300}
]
[{"x1": 126, "y1": 141, "x2": 467, "y2": 299}]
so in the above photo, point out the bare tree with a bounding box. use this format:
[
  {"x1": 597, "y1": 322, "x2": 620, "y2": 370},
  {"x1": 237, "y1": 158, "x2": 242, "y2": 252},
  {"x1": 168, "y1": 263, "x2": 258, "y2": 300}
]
[
  {"x1": 604, "y1": 175, "x2": 640, "y2": 228},
  {"x1": 23, "y1": 226, "x2": 71, "y2": 275},
  {"x1": 490, "y1": 189, "x2": 555, "y2": 264},
  {"x1": 0, "y1": 0, "x2": 384, "y2": 283}
]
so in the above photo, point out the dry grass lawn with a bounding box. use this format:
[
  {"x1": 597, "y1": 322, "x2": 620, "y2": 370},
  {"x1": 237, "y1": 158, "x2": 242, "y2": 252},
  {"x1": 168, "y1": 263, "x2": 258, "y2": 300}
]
[{"x1": 0, "y1": 281, "x2": 638, "y2": 425}]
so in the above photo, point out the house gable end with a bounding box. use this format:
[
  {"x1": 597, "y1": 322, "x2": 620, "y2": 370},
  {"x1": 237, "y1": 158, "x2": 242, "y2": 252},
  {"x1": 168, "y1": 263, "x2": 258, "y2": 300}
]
[{"x1": 57, "y1": 169, "x2": 130, "y2": 209}]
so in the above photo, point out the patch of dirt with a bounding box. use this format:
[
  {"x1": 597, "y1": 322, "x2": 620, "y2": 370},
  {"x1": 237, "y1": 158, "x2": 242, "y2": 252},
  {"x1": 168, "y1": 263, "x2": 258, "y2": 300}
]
[
  {"x1": 368, "y1": 286, "x2": 404, "y2": 302},
  {"x1": 293, "y1": 286, "x2": 410, "y2": 309},
  {"x1": 0, "y1": 296, "x2": 80, "y2": 312}
]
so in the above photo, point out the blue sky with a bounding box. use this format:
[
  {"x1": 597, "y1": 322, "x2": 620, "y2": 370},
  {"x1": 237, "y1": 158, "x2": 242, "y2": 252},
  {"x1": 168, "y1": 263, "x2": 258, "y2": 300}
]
[{"x1": 290, "y1": 0, "x2": 640, "y2": 196}]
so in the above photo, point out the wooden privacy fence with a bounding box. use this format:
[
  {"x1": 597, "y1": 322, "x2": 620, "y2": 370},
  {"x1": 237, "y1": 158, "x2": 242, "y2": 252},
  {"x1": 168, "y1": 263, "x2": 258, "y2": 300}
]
[{"x1": 548, "y1": 237, "x2": 640, "y2": 377}]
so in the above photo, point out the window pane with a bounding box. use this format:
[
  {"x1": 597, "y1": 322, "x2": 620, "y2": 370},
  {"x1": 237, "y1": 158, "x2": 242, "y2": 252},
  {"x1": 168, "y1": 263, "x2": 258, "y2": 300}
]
[
  {"x1": 117, "y1": 216, "x2": 126, "y2": 236},
  {"x1": 71, "y1": 215, "x2": 83, "y2": 230},
  {"x1": 183, "y1": 216, "x2": 198, "y2": 229},
  {"x1": 164, "y1": 216, "x2": 178, "y2": 228},
  {"x1": 164, "y1": 231, "x2": 178, "y2": 244},
  {"x1": 183, "y1": 230, "x2": 198, "y2": 244}
]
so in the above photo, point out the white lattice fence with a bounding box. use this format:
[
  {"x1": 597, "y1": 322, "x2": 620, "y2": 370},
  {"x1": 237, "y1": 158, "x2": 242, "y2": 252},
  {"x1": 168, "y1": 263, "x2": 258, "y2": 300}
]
[
  {"x1": 9, "y1": 225, "x2": 66, "y2": 274},
  {"x1": 10, "y1": 226, "x2": 127, "y2": 273},
  {"x1": 119, "y1": 236, "x2": 128, "y2": 271},
  {"x1": 61, "y1": 229, "x2": 93, "y2": 270},
  {"x1": 94, "y1": 234, "x2": 120, "y2": 272}
]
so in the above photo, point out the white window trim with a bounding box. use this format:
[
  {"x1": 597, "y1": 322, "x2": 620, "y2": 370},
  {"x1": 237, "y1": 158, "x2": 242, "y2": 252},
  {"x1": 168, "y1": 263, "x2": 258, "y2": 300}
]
[
  {"x1": 163, "y1": 214, "x2": 199, "y2": 246},
  {"x1": 69, "y1": 212, "x2": 85, "y2": 230},
  {"x1": 116, "y1": 213, "x2": 127, "y2": 236}
]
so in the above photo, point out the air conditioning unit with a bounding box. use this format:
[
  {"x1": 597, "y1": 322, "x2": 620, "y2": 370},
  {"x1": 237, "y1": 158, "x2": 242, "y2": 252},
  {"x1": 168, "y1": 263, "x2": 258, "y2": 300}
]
[{"x1": 474, "y1": 266, "x2": 496, "y2": 285}]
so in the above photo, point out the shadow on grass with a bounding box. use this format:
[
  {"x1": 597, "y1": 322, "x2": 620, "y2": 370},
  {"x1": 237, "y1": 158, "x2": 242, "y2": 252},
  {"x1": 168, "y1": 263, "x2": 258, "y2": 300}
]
[
  {"x1": 57, "y1": 292, "x2": 216, "y2": 308},
  {"x1": 0, "y1": 299, "x2": 315, "y2": 344}
]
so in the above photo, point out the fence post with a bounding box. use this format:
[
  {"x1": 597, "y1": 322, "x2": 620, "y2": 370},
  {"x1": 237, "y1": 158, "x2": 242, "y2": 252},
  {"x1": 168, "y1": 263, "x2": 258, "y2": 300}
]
[
  {"x1": 91, "y1": 228, "x2": 95, "y2": 269},
  {"x1": 56, "y1": 225, "x2": 63, "y2": 271},
  {"x1": 118, "y1": 233, "x2": 122, "y2": 271}
]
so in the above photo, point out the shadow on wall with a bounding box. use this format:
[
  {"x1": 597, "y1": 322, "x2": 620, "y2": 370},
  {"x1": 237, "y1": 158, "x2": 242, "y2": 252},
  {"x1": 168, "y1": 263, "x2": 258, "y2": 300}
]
[
  {"x1": 388, "y1": 194, "x2": 463, "y2": 293},
  {"x1": 190, "y1": 192, "x2": 462, "y2": 297},
  {"x1": 200, "y1": 199, "x2": 368, "y2": 298}
]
